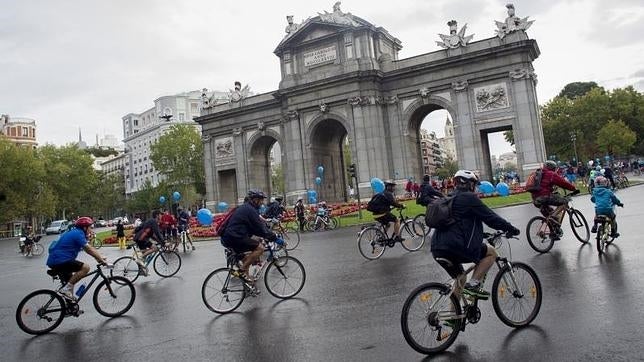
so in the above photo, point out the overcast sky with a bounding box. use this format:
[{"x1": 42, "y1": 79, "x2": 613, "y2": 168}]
[{"x1": 2, "y1": 0, "x2": 643, "y2": 151}]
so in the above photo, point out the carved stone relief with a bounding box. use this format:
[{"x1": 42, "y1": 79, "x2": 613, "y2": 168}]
[
  {"x1": 347, "y1": 96, "x2": 371, "y2": 106},
  {"x1": 419, "y1": 88, "x2": 430, "y2": 98},
  {"x1": 474, "y1": 83, "x2": 510, "y2": 112},
  {"x1": 509, "y1": 68, "x2": 538, "y2": 84},
  {"x1": 385, "y1": 95, "x2": 399, "y2": 104},
  {"x1": 215, "y1": 137, "x2": 234, "y2": 158},
  {"x1": 451, "y1": 80, "x2": 469, "y2": 92}
]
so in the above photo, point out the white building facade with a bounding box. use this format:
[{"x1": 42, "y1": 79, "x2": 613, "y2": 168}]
[{"x1": 438, "y1": 116, "x2": 457, "y2": 161}]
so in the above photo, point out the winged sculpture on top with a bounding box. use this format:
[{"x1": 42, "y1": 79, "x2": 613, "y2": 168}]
[
  {"x1": 229, "y1": 81, "x2": 251, "y2": 103},
  {"x1": 436, "y1": 20, "x2": 474, "y2": 49},
  {"x1": 495, "y1": 3, "x2": 534, "y2": 39}
]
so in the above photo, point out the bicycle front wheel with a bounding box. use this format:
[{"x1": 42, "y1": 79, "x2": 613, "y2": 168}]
[
  {"x1": 357, "y1": 227, "x2": 386, "y2": 260},
  {"x1": 491, "y1": 262, "x2": 542, "y2": 327},
  {"x1": 16, "y1": 289, "x2": 66, "y2": 335},
  {"x1": 596, "y1": 225, "x2": 606, "y2": 254},
  {"x1": 202, "y1": 268, "x2": 246, "y2": 314},
  {"x1": 264, "y1": 256, "x2": 306, "y2": 299},
  {"x1": 31, "y1": 243, "x2": 44, "y2": 256},
  {"x1": 93, "y1": 276, "x2": 136, "y2": 317},
  {"x1": 526, "y1": 216, "x2": 555, "y2": 253},
  {"x1": 93, "y1": 238, "x2": 103, "y2": 249},
  {"x1": 283, "y1": 226, "x2": 301, "y2": 250},
  {"x1": 401, "y1": 283, "x2": 462, "y2": 355},
  {"x1": 111, "y1": 256, "x2": 141, "y2": 283},
  {"x1": 153, "y1": 250, "x2": 182, "y2": 277},
  {"x1": 569, "y1": 209, "x2": 590, "y2": 243},
  {"x1": 412, "y1": 213, "x2": 427, "y2": 235},
  {"x1": 400, "y1": 220, "x2": 426, "y2": 251},
  {"x1": 329, "y1": 217, "x2": 339, "y2": 230}
]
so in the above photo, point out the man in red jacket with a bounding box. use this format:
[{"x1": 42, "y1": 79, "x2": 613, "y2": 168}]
[{"x1": 531, "y1": 160, "x2": 578, "y2": 240}]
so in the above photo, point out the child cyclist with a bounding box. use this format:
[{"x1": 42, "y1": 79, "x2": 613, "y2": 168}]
[{"x1": 590, "y1": 176, "x2": 624, "y2": 238}]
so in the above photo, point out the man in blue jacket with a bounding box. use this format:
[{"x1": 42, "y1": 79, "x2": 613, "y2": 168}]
[
  {"x1": 431, "y1": 170, "x2": 520, "y2": 299},
  {"x1": 221, "y1": 190, "x2": 280, "y2": 281}
]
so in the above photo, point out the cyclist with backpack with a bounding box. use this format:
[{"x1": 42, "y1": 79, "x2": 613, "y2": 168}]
[
  {"x1": 220, "y1": 190, "x2": 283, "y2": 282},
  {"x1": 133, "y1": 210, "x2": 165, "y2": 275},
  {"x1": 368, "y1": 180, "x2": 406, "y2": 242},
  {"x1": 530, "y1": 160, "x2": 578, "y2": 240},
  {"x1": 417, "y1": 174, "x2": 444, "y2": 206},
  {"x1": 431, "y1": 170, "x2": 520, "y2": 299}
]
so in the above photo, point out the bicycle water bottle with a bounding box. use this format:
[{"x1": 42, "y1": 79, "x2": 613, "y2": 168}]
[{"x1": 75, "y1": 284, "x2": 86, "y2": 298}]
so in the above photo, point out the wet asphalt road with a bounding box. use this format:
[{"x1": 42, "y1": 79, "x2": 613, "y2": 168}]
[{"x1": 2, "y1": 186, "x2": 644, "y2": 361}]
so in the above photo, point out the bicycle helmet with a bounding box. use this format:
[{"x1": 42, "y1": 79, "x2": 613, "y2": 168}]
[
  {"x1": 595, "y1": 175, "x2": 608, "y2": 187},
  {"x1": 75, "y1": 216, "x2": 94, "y2": 228},
  {"x1": 247, "y1": 189, "x2": 267, "y2": 199},
  {"x1": 274, "y1": 196, "x2": 283, "y2": 202},
  {"x1": 453, "y1": 170, "x2": 479, "y2": 184},
  {"x1": 544, "y1": 160, "x2": 557, "y2": 171},
  {"x1": 423, "y1": 174, "x2": 430, "y2": 182}
]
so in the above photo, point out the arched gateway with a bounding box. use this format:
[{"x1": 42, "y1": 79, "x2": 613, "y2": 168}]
[{"x1": 196, "y1": 3, "x2": 545, "y2": 206}]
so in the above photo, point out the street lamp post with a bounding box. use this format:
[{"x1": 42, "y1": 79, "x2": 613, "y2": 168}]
[{"x1": 570, "y1": 132, "x2": 578, "y2": 164}]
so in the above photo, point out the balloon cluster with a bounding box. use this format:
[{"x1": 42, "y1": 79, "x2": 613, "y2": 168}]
[
  {"x1": 307, "y1": 189, "x2": 318, "y2": 204},
  {"x1": 159, "y1": 191, "x2": 182, "y2": 204}
]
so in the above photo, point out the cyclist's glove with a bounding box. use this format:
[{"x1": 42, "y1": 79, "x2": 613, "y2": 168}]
[
  {"x1": 275, "y1": 237, "x2": 285, "y2": 246},
  {"x1": 506, "y1": 226, "x2": 521, "y2": 237}
]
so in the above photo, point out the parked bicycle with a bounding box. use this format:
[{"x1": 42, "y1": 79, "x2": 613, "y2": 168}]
[
  {"x1": 18, "y1": 235, "x2": 44, "y2": 257},
  {"x1": 526, "y1": 189, "x2": 590, "y2": 253},
  {"x1": 307, "y1": 210, "x2": 339, "y2": 231},
  {"x1": 110, "y1": 242, "x2": 182, "y2": 283},
  {"x1": 400, "y1": 231, "x2": 542, "y2": 354},
  {"x1": 357, "y1": 208, "x2": 427, "y2": 260},
  {"x1": 201, "y1": 239, "x2": 305, "y2": 314},
  {"x1": 267, "y1": 218, "x2": 300, "y2": 250},
  {"x1": 16, "y1": 263, "x2": 135, "y2": 335}
]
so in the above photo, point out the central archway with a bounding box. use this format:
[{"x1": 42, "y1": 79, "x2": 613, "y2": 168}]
[
  {"x1": 310, "y1": 118, "x2": 348, "y2": 202},
  {"x1": 248, "y1": 134, "x2": 281, "y2": 197}
]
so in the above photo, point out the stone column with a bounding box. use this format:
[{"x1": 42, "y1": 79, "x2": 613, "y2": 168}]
[
  {"x1": 282, "y1": 110, "x2": 307, "y2": 203},
  {"x1": 202, "y1": 134, "x2": 216, "y2": 203},
  {"x1": 451, "y1": 81, "x2": 478, "y2": 171}
]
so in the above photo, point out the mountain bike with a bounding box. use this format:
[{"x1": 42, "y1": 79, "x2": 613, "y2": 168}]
[
  {"x1": 401, "y1": 231, "x2": 542, "y2": 355},
  {"x1": 526, "y1": 189, "x2": 590, "y2": 253},
  {"x1": 18, "y1": 235, "x2": 44, "y2": 257},
  {"x1": 16, "y1": 263, "x2": 135, "y2": 335},
  {"x1": 201, "y1": 239, "x2": 305, "y2": 314},
  {"x1": 357, "y1": 208, "x2": 427, "y2": 260},
  {"x1": 110, "y1": 242, "x2": 182, "y2": 282},
  {"x1": 267, "y1": 218, "x2": 300, "y2": 250}
]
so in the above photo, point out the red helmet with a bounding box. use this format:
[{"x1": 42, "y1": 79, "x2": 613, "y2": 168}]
[{"x1": 75, "y1": 216, "x2": 94, "y2": 228}]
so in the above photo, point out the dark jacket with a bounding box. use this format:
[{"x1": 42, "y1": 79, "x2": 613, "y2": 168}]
[
  {"x1": 134, "y1": 218, "x2": 164, "y2": 243},
  {"x1": 116, "y1": 222, "x2": 125, "y2": 238},
  {"x1": 380, "y1": 190, "x2": 403, "y2": 212},
  {"x1": 264, "y1": 201, "x2": 285, "y2": 219},
  {"x1": 418, "y1": 181, "x2": 444, "y2": 206},
  {"x1": 222, "y1": 202, "x2": 277, "y2": 242},
  {"x1": 532, "y1": 168, "x2": 576, "y2": 199},
  {"x1": 431, "y1": 190, "x2": 514, "y2": 262}
]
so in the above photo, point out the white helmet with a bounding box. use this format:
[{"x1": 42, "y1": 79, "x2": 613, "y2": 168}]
[{"x1": 454, "y1": 170, "x2": 479, "y2": 183}]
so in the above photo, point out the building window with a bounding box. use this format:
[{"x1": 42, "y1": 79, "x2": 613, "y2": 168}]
[
  {"x1": 134, "y1": 120, "x2": 138, "y2": 126},
  {"x1": 179, "y1": 113, "x2": 185, "y2": 121}
]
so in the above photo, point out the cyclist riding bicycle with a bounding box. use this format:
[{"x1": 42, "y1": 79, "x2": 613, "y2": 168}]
[
  {"x1": 133, "y1": 210, "x2": 165, "y2": 275},
  {"x1": 531, "y1": 160, "x2": 578, "y2": 241},
  {"x1": 590, "y1": 176, "x2": 623, "y2": 238},
  {"x1": 177, "y1": 207, "x2": 196, "y2": 251},
  {"x1": 371, "y1": 180, "x2": 406, "y2": 242},
  {"x1": 220, "y1": 190, "x2": 282, "y2": 282},
  {"x1": 417, "y1": 174, "x2": 444, "y2": 206},
  {"x1": 264, "y1": 196, "x2": 285, "y2": 220},
  {"x1": 431, "y1": 170, "x2": 520, "y2": 299},
  {"x1": 20, "y1": 225, "x2": 36, "y2": 254},
  {"x1": 160, "y1": 209, "x2": 178, "y2": 241},
  {"x1": 46, "y1": 217, "x2": 107, "y2": 300}
]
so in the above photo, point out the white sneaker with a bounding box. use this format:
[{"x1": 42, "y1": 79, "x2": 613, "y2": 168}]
[{"x1": 59, "y1": 286, "x2": 76, "y2": 301}]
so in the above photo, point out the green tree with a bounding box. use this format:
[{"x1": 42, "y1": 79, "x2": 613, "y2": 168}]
[
  {"x1": 558, "y1": 81, "x2": 601, "y2": 99},
  {"x1": 149, "y1": 124, "x2": 205, "y2": 204},
  {"x1": 435, "y1": 158, "x2": 459, "y2": 179},
  {"x1": 596, "y1": 120, "x2": 637, "y2": 156},
  {"x1": 503, "y1": 130, "x2": 514, "y2": 146},
  {"x1": 271, "y1": 163, "x2": 284, "y2": 195}
]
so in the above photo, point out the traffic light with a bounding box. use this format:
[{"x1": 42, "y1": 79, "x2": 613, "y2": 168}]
[{"x1": 347, "y1": 163, "x2": 356, "y2": 179}]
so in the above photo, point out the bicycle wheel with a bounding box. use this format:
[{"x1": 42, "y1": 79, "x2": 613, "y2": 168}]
[
  {"x1": 401, "y1": 283, "x2": 462, "y2": 355},
  {"x1": 31, "y1": 243, "x2": 44, "y2": 256},
  {"x1": 400, "y1": 220, "x2": 426, "y2": 251},
  {"x1": 93, "y1": 276, "x2": 136, "y2": 317},
  {"x1": 526, "y1": 216, "x2": 555, "y2": 253},
  {"x1": 569, "y1": 209, "x2": 590, "y2": 243},
  {"x1": 412, "y1": 214, "x2": 427, "y2": 235},
  {"x1": 329, "y1": 217, "x2": 339, "y2": 230},
  {"x1": 596, "y1": 224, "x2": 606, "y2": 254},
  {"x1": 153, "y1": 250, "x2": 182, "y2": 277},
  {"x1": 283, "y1": 227, "x2": 301, "y2": 250},
  {"x1": 307, "y1": 219, "x2": 318, "y2": 232},
  {"x1": 111, "y1": 256, "x2": 141, "y2": 283},
  {"x1": 491, "y1": 262, "x2": 542, "y2": 327},
  {"x1": 16, "y1": 289, "x2": 66, "y2": 335},
  {"x1": 264, "y1": 256, "x2": 306, "y2": 299},
  {"x1": 202, "y1": 268, "x2": 246, "y2": 314},
  {"x1": 357, "y1": 226, "x2": 387, "y2": 260},
  {"x1": 93, "y1": 238, "x2": 103, "y2": 249}
]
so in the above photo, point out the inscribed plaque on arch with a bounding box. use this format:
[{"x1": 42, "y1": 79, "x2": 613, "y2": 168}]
[{"x1": 304, "y1": 45, "x2": 337, "y2": 67}]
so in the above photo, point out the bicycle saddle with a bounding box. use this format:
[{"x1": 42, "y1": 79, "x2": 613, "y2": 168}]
[{"x1": 434, "y1": 257, "x2": 464, "y2": 279}]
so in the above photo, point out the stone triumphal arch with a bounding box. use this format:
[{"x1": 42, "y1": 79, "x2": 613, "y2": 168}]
[{"x1": 196, "y1": 3, "x2": 545, "y2": 206}]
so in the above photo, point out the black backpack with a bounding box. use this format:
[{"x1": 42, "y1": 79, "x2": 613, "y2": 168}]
[
  {"x1": 366, "y1": 193, "x2": 389, "y2": 213},
  {"x1": 425, "y1": 196, "x2": 456, "y2": 230}
]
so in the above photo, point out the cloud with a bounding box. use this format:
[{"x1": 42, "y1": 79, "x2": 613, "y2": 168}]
[
  {"x1": 586, "y1": 3, "x2": 644, "y2": 47},
  {"x1": 632, "y1": 69, "x2": 644, "y2": 78}
]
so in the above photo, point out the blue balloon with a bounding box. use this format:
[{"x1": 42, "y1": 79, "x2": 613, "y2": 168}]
[
  {"x1": 159, "y1": 196, "x2": 166, "y2": 204},
  {"x1": 196, "y1": 208, "x2": 213, "y2": 225},
  {"x1": 317, "y1": 166, "x2": 324, "y2": 176},
  {"x1": 479, "y1": 181, "x2": 495, "y2": 194},
  {"x1": 315, "y1": 176, "x2": 322, "y2": 185},
  {"x1": 172, "y1": 191, "x2": 181, "y2": 201},
  {"x1": 217, "y1": 201, "x2": 229, "y2": 212},
  {"x1": 309, "y1": 197, "x2": 317, "y2": 204},
  {"x1": 496, "y1": 182, "x2": 510, "y2": 197},
  {"x1": 370, "y1": 177, "x2": 385, "y2": 193}
]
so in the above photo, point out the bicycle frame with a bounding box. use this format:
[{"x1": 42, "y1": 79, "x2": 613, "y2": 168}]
[{"x1": 51, "y1": 265, "x2": 113, "y2": 302}]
